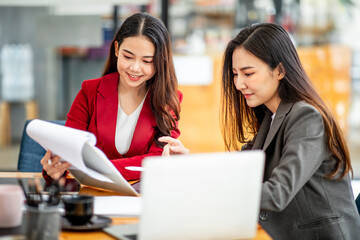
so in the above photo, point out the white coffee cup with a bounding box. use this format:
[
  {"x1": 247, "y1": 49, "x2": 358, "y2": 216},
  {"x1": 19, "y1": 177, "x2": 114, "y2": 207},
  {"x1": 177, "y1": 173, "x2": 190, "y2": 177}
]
[{"x1": 0, "y1": 184, "x2": 24, "y2": 228}]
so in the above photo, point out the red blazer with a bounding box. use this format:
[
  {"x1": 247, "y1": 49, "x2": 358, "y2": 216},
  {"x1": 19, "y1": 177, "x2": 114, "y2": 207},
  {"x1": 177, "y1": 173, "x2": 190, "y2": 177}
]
[{"x1": 65, "y1": 72, "x2": 182, "y2": 180}]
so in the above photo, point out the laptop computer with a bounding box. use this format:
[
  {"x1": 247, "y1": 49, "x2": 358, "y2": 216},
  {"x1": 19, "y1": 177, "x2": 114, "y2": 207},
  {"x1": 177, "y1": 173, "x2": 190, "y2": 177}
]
[{"x1": 104, "y1": 150, "x2": 265, "y2": 240}]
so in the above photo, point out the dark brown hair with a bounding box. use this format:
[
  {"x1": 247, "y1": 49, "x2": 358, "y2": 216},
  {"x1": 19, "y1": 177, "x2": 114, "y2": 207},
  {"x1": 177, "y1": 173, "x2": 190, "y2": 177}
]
[
  {"x1": 221, "y1": 23, "x2": 351, "y2": 179},
  {"x1": 103, "y1": 13, "x2": 180, "y2": 143}
]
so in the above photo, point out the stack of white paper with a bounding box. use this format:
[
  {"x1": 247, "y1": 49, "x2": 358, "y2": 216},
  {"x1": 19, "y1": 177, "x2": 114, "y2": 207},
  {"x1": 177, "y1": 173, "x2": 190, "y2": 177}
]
[{"x1": 94, "y1": 196, "x2": 142, "y2": 216}]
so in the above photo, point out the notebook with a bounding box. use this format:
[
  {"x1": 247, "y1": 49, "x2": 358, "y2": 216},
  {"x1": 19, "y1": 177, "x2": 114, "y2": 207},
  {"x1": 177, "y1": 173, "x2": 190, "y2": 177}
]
[{"x1": 104, "y1": 150, "x2": 265, "y2": 240}]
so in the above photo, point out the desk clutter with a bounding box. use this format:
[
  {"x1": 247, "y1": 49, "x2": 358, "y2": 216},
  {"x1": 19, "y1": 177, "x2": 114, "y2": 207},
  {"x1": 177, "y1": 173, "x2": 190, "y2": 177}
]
[{"x1": 0, "y1": 179, "x2": 113, "y2": 239}]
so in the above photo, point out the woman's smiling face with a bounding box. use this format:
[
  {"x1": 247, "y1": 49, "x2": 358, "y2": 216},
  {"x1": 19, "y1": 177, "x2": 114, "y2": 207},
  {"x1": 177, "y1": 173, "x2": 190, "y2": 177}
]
[
  {"x1": 115, "y1": 36, "x2": 156, "y2": 90},
  {"x1": 232, "y1": 47, "x2": 284, "y2": 113}
]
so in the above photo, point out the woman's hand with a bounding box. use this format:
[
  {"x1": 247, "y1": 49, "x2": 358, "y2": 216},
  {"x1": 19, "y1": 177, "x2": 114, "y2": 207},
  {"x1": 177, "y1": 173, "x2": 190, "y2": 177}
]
[
  {"x1": 40, "y1": 150, "x2": 71, "y2": 181},
  {"x1": 158, "y1": 136, "x2": 190, "y2": 156}
]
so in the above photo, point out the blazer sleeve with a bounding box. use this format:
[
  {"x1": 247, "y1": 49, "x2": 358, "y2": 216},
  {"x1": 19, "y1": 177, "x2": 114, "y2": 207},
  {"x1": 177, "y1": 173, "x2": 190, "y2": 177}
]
[
  {"x1": 260, "y1": 104, "x2": 328, "y2": 212},
  {"x1": 109, "y1": 91, "x2": 183, "y2": 180},
  {"x1": 65, "y1": 79, "x2": 99, "y2": 130}
]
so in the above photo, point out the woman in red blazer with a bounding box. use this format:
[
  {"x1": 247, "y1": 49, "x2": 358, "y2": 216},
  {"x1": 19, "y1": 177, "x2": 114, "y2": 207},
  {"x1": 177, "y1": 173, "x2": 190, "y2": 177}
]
[{"x1": 41, "y1": 12, "x2": 182, "y2": 182}]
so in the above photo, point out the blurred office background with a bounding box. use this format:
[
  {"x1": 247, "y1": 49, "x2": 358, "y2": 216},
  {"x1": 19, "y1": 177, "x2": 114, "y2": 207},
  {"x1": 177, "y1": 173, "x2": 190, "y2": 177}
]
[{"x1": 1, "y1": 0, "x2": 360, "y2": 177}]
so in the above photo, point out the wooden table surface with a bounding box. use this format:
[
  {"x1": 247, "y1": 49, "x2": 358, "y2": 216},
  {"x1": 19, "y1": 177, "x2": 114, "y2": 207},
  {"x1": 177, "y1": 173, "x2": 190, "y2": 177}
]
[{"x1": 0, "y1": 172, "x2": 272, "y2": 240}]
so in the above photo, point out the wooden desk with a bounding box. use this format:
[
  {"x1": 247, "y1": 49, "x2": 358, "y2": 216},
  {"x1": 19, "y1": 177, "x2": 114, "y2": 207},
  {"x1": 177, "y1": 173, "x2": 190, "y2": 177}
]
[{"x1": 0, "y1": 172, "x2": 272, "y2": 240}]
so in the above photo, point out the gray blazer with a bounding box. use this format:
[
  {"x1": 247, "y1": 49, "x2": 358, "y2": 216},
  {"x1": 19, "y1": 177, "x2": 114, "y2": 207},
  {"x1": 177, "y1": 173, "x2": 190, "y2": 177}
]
[{"x1": 243, "y1": 101, "x2": 360, "y2": 240}]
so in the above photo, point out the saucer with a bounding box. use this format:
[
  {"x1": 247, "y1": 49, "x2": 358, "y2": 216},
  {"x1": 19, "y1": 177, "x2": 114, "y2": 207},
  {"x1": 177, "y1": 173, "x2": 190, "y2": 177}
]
[{"x1": 61, "y1": 215, "x2": 112, "y2": 231}]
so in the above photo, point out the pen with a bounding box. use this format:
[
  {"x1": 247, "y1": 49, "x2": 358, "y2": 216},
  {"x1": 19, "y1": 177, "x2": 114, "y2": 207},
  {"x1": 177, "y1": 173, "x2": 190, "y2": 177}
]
[{"x1": 125, "y1": 166, "x2": 145, "y2": 171}]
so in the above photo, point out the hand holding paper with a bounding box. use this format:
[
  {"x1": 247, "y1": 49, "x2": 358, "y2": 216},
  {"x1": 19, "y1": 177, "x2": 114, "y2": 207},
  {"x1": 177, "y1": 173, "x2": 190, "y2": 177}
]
[
  {"x1": 40, "y1": 150, "x2": 71, "y2": 182},
  {"x1": 27, "y1": 119, "x2": 95, "y2": 173},
  {"x1": 26, "y1": 119, "x2": 138, "y2": 196}
]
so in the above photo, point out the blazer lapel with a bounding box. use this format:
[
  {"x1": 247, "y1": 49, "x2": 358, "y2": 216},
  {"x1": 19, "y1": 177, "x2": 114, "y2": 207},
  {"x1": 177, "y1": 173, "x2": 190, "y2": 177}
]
[
  {"x1": 252, "y1": 111, "x2": 272, "y2": 149},
  {"x1": 125, "y1": 93, "x2": 157, "y2": 157},
  {"x1": 96, "y1": 72, "x2": 121, "y2": 158},
  {"x1": 262, "y1": 101, "x2": 294, "y2": 150}
]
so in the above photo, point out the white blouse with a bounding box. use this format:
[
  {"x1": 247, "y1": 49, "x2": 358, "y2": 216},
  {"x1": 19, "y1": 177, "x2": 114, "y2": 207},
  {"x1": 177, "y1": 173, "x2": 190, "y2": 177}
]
[
  {"x1": 115, "y1": 94, "x2": 147, "y2": 155},
  {"x1": 271, "y1": 112, "x2": 276, "y2": 126}
]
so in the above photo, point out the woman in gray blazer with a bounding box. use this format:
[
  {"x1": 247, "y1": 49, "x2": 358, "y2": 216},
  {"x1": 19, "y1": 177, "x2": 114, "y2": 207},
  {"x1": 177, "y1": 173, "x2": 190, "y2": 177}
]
[{"x1": 160, "y1": 23, "x2": 360, "y2": 240}]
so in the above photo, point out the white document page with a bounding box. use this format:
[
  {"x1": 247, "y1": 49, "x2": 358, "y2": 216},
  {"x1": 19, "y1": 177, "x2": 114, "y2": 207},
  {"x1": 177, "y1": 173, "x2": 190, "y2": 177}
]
[
  {"x1": 94, "y1": 196, "x2": 142, "y2": 217},
  {"x1": 85, "y1": 167, "x2": 114, "y2": 183},
  {"x1": 26, "y1": 119, "x2": 112, "y2": 183}
]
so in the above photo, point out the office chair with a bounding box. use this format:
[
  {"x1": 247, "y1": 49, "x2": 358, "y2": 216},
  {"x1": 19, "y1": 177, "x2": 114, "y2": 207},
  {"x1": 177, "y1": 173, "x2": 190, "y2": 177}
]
[{"x1": 17, "y1": 119, "x2": 66, "y2": 172}]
